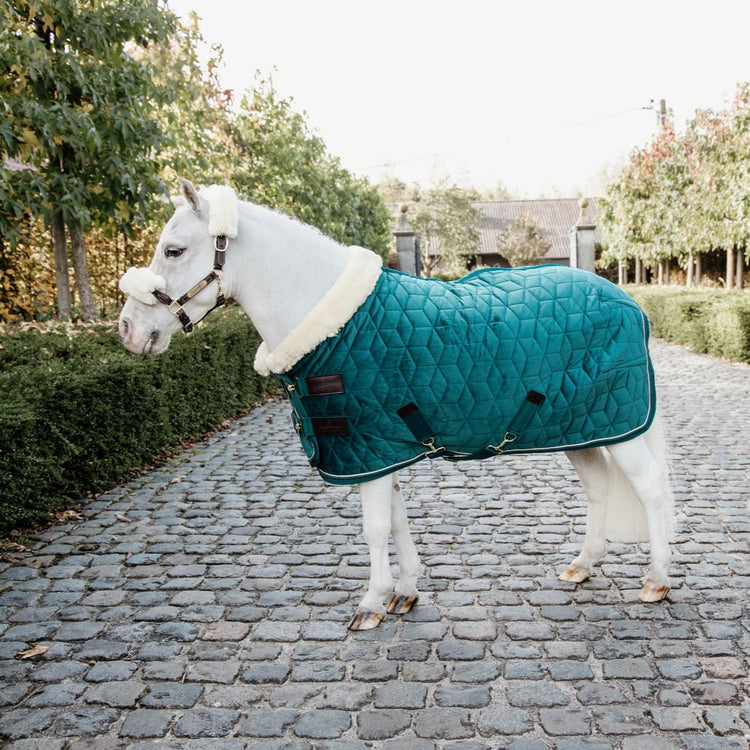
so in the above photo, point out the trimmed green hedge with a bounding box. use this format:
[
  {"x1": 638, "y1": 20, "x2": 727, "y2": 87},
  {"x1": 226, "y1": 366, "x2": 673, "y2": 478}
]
[
  {"x1": 0, "y1": 307, "x2": 278, "y2": 535},
  {"x1": 626, "y1": 286, "x2": 750, "y2": 363}
]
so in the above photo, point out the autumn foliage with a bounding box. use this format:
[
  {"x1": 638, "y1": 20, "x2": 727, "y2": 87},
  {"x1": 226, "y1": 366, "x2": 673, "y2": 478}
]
[
  {"x1": 0, "y1": 3, "x2": 391, "y2": 324},
  {"x1": 599, "y1": 84, "x2": 750, "y2": 289}
]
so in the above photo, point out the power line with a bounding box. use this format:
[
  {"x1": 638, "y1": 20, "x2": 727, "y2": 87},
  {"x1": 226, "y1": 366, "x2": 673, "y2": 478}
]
[
  {"x1": 359, "y1": 153, "x2": 453, "y2": 171},
  {"x1": 563, "y1": 106, "x2": 651, "y2": 129}
]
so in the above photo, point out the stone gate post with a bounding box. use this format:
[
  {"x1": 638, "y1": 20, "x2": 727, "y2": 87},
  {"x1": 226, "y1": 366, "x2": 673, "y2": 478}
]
[
  {"x1": 569, "y1": 198, "x2": 596, "y2": 274},
  {"x1": 393, "y1": 205, "x2": 421, "y2": 276}
]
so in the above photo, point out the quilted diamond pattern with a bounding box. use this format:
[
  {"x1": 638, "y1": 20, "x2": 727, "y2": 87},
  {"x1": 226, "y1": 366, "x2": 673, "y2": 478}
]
[{"x1": 284, "y1": 264, "x2": 656, "y2": 485}]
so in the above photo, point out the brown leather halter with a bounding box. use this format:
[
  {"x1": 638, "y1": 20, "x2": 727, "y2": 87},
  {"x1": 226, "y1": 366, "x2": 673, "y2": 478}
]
[{"x1": 152, "y1": 236, "x2": 228, "y2": 333}]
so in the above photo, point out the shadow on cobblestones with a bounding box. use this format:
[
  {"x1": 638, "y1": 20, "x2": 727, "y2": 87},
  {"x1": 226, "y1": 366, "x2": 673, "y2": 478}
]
[{"x1": 0, "y1": 339, "x2": 748, "y2": 749}]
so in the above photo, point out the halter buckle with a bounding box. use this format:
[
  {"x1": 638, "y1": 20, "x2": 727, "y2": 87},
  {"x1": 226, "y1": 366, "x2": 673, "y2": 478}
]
[{"x1": 168, "y1": 300, "x2": 186, "y2": 317}]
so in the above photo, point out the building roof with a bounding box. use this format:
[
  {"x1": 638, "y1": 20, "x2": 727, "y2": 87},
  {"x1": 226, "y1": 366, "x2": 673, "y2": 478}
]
[
  {"x1": 474, "y1": 198, "x2": 600, "y2": 259},
  {"x1": 390, "y1": 197, "x2": 601, "y2": 261}
]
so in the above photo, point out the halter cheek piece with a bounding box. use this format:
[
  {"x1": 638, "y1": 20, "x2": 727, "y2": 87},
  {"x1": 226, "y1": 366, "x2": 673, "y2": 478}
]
[{"x1": 151, "y1": 235, "x2": 228, "y2": 334}]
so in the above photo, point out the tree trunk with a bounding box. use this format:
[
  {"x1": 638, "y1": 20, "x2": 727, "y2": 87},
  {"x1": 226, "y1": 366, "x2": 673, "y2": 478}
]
[
  {"x1": 726, "y1": 247, "x2": 734, "y2": 290},
  {"x1": 695, "y1": 253, "x2": 702, "y2": 286},
  {"x1": 69, "y1": 222, "x2": 96, "y2": 322},
  {"x1": 50, "y1": 212, "x2": 72, "y2": 321},
  {"x1": 736, "y1": 249, "x2": 744, "y2": 289},
  {"x1": 686, "y1": 251, "x2": 694, "y2": 288}
]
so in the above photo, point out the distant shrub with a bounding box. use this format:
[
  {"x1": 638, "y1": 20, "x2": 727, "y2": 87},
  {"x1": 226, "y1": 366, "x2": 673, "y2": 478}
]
[
  {"x1": 0, "y1": 307, "x2": 277, "y2": 534},
  {"x1": 626, "y1": 286, "x2": 750, "y2": 363}
]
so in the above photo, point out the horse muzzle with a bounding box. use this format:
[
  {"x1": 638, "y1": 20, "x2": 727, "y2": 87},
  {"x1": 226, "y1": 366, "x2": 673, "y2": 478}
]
[{"x1": 118, "y1": 301, "x2": 173, "y2": 355}]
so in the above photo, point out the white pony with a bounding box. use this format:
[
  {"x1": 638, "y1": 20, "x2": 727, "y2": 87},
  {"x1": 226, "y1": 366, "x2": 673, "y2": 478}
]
[{"x1": 119, "y1": 179, "x2": 672, "y2": 631}]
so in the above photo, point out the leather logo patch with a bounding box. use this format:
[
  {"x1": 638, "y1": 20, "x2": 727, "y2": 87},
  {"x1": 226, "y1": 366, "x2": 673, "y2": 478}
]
[
  {"x1": 311, "y1": 417, "x2": 349, "y2": 436},
  {"x1": 305, "y1": 374, "x2": 345, "y2": 397}
]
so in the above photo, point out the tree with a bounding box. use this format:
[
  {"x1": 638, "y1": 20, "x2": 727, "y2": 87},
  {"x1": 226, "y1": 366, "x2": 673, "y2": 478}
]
[
  {"x1": 496, "y1": 214, "x2": 551, "y2": 267},
  {"x1": 152, "y1": 12, "x2": 238, "y2": 187},
  {"x1": 474, "y1": 181, "x2": 515, "y2": 201},
  {"x1": 376, "y1": 173, "x2": 414, "y2": 204},
  {"x1": 229, "y1": 75, "x2": 391, "y2": 258},
  {"x1": 1, "y1": 9, "x2": 394, "y2": 322},
  {"x1": 599, "y1": 119, "x2": 686, "y2": 283},
  {"x1": 600, "y1": 85, "x2": 750, "y2": 288},
  {"x1": 409, "y1": 181, "x2": 484, "y2": 277},
  {"x1": 0, "y1": 0, "x2": 179, "y2": 320},
  {"x1": 85, "y1": 13, "x2": 239, "y2": 316}
]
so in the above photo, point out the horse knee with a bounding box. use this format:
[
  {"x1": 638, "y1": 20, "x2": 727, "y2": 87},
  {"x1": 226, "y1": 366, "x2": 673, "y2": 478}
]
[{"x1": 360, "y1": 476, "x2": 393, "y2": 545}]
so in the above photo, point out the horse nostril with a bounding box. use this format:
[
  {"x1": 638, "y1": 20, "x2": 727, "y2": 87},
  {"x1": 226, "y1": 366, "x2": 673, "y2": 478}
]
[
  {"x1": 149, "y1": 330, "x2": 160, "y2": 345},
  {"x1": 119, "y1": 318, "x2": 130, "y2": 340}
]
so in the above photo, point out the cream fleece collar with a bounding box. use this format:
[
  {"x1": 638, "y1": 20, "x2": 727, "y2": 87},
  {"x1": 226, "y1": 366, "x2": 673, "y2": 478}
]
[{"x1": 253, "y1": 245, "x2": 383, "y2": 376}]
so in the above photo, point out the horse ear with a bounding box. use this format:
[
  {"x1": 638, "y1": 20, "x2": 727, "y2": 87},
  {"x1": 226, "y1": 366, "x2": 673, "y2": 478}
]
[{"x1": 177, "y1": 178, "x2": 202, "y2": 216}]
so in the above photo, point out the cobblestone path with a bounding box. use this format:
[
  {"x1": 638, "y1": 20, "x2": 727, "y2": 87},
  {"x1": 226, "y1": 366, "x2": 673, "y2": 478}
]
[{"x1": 0, "y1": 339, "x2": 748, "y2": 749}]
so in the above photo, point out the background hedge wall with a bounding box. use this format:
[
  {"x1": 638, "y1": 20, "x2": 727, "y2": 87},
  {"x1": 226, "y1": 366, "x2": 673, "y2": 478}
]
[
  {"x1": 625, "y1": 286, "x2": 750, "y2": 363},
  {"x1": 0, "y1": 307, "x2": 277, "y2": 535}
]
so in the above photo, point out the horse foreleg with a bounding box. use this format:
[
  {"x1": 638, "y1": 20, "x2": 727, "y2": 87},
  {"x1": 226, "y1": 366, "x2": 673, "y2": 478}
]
[
  {"x1": 348, "y1": 475, "x2": 394, "y2": 631},
  {"x1": 559, "y1": 447, "x2": 609, "y2": 584},
  {"x1": 385, "y1": 476, "x2": 421, "y2": 615},
  {"x1": 607, "y1": 435, "x2": 671, "y2": 602}
]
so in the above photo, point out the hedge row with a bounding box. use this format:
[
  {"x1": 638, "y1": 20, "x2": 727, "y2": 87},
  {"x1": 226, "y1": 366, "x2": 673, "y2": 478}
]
[
  {"x1": 625, "y1": 286, "x2": 750, "y2": 363},
  {"x1": 0, "y1": 307, "x2": 278, "y2": 535}
]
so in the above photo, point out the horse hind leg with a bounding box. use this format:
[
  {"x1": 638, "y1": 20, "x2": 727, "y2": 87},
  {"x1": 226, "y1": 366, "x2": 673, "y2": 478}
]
[
  {"x1": 607, "y1": 434, "x2": 671, "y2": 602},
  {"x1": 559, "y1": 447, "x2": 610, "y2": 585},
  {"x1": 385, "y1": 476, "x2": 421, "y2": 615}
]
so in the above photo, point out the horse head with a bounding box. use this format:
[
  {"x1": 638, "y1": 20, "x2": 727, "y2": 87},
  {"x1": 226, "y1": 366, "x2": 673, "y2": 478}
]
[{"x1": 118, "y1": 178, "x2": 238, "y2": 354}]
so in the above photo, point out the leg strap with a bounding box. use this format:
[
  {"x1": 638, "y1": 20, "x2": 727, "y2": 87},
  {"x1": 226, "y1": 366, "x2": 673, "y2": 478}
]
[{"x1": 397, "y1": 390, "x2": 546, "y2": 461}]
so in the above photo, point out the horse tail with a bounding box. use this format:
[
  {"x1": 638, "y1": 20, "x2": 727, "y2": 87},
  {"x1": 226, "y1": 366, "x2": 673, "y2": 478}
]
[
  {"x1": 644, "y1": 414, "x2": 675, "y2": 541},
  {"x1": 602, "y1": 413, "x2": 673, "y2": 543}
]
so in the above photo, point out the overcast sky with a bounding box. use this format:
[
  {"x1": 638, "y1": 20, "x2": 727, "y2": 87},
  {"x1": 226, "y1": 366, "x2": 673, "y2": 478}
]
[{"x1": 166, "y1": 0, "x2": 750, "y2": 197}]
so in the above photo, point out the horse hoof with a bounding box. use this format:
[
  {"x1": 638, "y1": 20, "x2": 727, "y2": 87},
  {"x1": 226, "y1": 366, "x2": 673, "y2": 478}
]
[
  {"x1": 347, "y1": 609, "x2": 385, "y2": 631},
  {"x1": 639, "y1": 579, "x2": 669, "y2": 603},
  {"x1": 558, "y1": 564, "x2": 590, "y2": 584},
  {"x1": 386, "y1": 593, "x2": 418, "y2": 615}
]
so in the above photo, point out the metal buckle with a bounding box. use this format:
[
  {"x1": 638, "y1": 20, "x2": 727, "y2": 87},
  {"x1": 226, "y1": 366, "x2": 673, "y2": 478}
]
[
  {"x1": 487, "y1": 432, "x2": 517, "y2": 454},
  {"x1": 422, "y1": 437, "x2": 445, "y2": 457},
  {"x1": 168, "y1": 300, "x2": 185, "y2": 317}
]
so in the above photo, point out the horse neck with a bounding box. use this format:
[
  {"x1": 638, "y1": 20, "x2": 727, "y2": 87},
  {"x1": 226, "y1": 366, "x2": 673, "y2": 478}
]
[{"x1": 228, "y1": 203, "x2": 349, "y2": 350}]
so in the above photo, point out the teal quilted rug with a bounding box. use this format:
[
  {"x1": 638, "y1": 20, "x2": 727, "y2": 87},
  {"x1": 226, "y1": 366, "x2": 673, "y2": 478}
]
[{"x1": 265, "y1": 262, "x2": 656, "y2": 485}]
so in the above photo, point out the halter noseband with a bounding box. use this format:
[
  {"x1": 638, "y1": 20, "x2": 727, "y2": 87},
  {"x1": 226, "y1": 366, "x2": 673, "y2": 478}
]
[{"x1": 151, "y1": 235, "x2": 228, "y2": 334}]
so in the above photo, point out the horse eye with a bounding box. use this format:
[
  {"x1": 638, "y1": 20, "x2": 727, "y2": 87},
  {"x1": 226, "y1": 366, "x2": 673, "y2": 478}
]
[{"x1": 164, "y1": 246, "x2": 185, "y2": 258}]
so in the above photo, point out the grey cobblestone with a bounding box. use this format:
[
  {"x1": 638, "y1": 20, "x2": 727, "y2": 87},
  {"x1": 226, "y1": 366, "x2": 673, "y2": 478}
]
[{"x1": 0, "y1": 340, "x2": 748, "y2": 747}]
